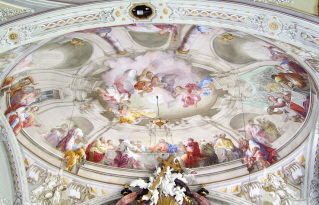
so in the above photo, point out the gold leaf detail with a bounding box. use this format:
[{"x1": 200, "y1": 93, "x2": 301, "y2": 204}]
[
  {"x1": 269, "y1": 22, "x2": 278, "y2": 30},
  {"x1": 9, "y1": 33, "x2": 19, "y2": 40},
  {"x1": 157, "y1": 195, "x2": 178, "y2": 205},
  {"x1": 201, "y1": 11, "x2": 208, "y2": 16}
]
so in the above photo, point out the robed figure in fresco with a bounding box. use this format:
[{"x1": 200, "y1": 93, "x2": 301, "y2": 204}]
[
  {"x1": 148, "y1": 139, "x2": 179, "y2": 153},
  {"x1": 110, "y1": 139, "x2": 141, "y2": 169},
  {"x1": 56, "y1": 125, "x2": 83, "y2": 152},
  {"x1": 44, "y1": 124, "x2": 68, "y2": 147},
  {"x1": 236, "y1": 120, "x2": 273, "y2": 145},
  {"x1": 85, "y1": 138, "x2": 114, "y2": 164},
  {"x1": 181, "y1": 138, "x2": 205, "y2": 168},
  {"x1": 243, "y1": 140, "x2": 277, "y2": 172},
  {"x1": 1, "y1": 76, "x2": 38, "y2": 97},
  {"x1": 6, "y1": 106, "x2": 41, "y2": 136}
]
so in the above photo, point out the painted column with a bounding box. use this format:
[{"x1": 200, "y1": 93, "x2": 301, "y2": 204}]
[
  {"x1": 103, "y1": 32, "x2": 127, "y2": 55},
  {"x1": 93, "y1": 27, "x2": 127, "y2": 55},
  {"x1": 177, "y1": 25, "x2": 201, "y2": 54}
]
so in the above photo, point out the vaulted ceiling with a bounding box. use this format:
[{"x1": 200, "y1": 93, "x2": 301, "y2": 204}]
[{"x1": 0, "y1": 1, "x2": 318, "y2": 205}]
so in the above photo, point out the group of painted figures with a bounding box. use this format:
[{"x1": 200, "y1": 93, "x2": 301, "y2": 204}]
[
  {"x1": 0, "y1": 70, "x2": 301, "y2": 173},
  {"x1": 0, "y1": 24, "x2": 311, "y2": 174},
  {"x1": 87, "y1": 24, "x2": 218, "y2": 124},
  {"x1": 264, "y1": 45, "x2": 310, "y2": 123},
  {"x1": 94, "y1": 63, "x2": 214, "y2": 124},
  {"x1": 38, "y1": 121, "x2": 277, "y2": 173},
  {"x1": 1, "y1": 76, "x2": 42, "y2": 136}
]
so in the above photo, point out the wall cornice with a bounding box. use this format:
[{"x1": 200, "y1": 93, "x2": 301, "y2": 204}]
[{"x1": 0, "y1": 0, "x2": 318, "y2": 55}]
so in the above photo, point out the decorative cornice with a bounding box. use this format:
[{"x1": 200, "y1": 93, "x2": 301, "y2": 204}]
[
  {"x1": 0, "y1": 8, "x2": 32, "y2": 21},
  {"x1": 0, "y1": 1, "x2": 317, "y2": 54}
]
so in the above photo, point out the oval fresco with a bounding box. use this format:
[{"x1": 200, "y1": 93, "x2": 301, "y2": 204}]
[{"x1": 0, "y1": 24, "x2": 311, "y2": 172}]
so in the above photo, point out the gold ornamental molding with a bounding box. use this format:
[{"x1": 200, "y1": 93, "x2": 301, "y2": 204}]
[
  {"x1": 269, "y1": 22, "x2": 279, "y2": 30},
  {"x1": 8, "y1": 32, "x2": 18, "y2": 40},
  {"x1": 0, "y1": 0, "x2": 318, "y2": 55}
]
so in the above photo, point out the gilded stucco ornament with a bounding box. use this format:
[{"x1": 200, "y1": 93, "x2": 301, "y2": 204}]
[
  {"x1": 241, "y1": 181, "x2": 263, "y2": 205},
  {"x1": 260, "y1": 171, "x2": 297, "y2": 205},
  {"x1": 249, "y1": 15, "x2": 282, "y2": 36},
  {"x1": 4, "y1": 25, "x2": 38, "y2": 46},
  {"x1": 282, "y1": 162, "x2": 305, "y2": 185},
  {"x1": 31, "y1": 170, "x2": 65, "y2": 204},
  {"x1": 249, "y1": 14, "x2": 304, "y2": 42},
  {"x1": 27, "y1": 164, "x2": 48, "y2": 185},
  {"x1": 67, "y1": 182, "x2": 90, "y2": 204},
  {"x1": 238, "y1": 160, "x2": 306, "y2": 205}
]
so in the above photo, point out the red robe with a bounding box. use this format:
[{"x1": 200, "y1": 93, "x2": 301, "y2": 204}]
[
  {"x1": 5, "y1": 104, "x2": 26, "y2": 115},
  {"x1": 85, "y1": 141, "x2": 106, "y2": 163},
  {"x1": 182, "y1": 141, "x2": 205, "y2": 168},
  {"x1": 9, "y1": 113, "x2": 35, "y2": 136}
]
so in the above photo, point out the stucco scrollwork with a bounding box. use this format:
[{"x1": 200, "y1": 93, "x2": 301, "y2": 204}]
[
  {"x1": 249, "y1": 15, "x2": 283, "y2": 37},
  {"x1": 67, "y1": 182, "x2": 89, "y2": 204},
  {"x1": 261, "y1": 171, "x2": 296, "y2": 205},
  {"x1": 98, "y1": 8, "x2": 115, "y2": 22},
  {"x1": 0, "y1": 8, "x2": 32, "y2": 21},
  {"x1": 31, "y1": 170, "x2": 65, "y2": 204},
  {"x1": 0, "y1": 36, "x2": 5, "y2": 47},
  {"x1": 4, "y1": 25, "x2": 38, "y2": 46},
  {"x1": 282, "y1": 162, "x2": 305, "y2": 185},
  {"x1": 27, "y1": 164, "x2": 48, "y2": 185},
  {"x1": 167, "y1": 6, "x2": 186, "y2": 20},
  {"x1": 282, "y1": 23, "x2": 298, "y2": 39},
  {"x1": 241, "y1": 181, "x2": 263, "y2": 205}
]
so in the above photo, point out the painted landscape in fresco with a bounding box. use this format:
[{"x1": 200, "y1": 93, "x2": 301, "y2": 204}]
[{"x1": 0, "y1": 23, "x2": 310, "y2": 173}]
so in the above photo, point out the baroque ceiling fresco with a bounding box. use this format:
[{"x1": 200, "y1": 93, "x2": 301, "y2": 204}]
[
  {"x1": 1, "y1": 0, "x2": 319, "y2": 205},
  {"x1": 0, "y1": 23, "x2": 311, "y2": 172}
]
